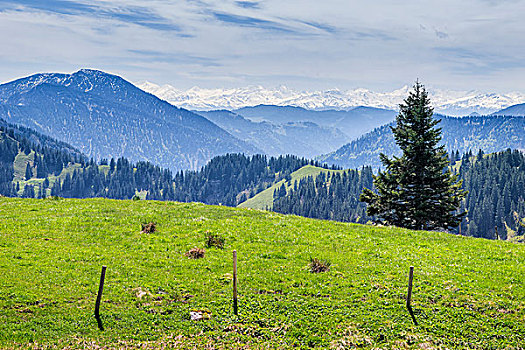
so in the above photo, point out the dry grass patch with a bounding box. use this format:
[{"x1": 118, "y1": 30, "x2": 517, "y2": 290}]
[{"x1": 185, "y1": 247, "x2": 205, "y2": 259}]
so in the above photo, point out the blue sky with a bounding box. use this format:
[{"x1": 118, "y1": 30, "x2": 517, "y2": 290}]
[{"x1": 0, "y1": 0, "x2": 524, "y2": 92}]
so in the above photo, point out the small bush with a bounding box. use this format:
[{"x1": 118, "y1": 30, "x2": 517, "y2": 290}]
[
  {"x1": 132, "y1": 195, "x2": 141, "y2": 201},
  {"x1": 309, "y1": 258, "x2": 331, "y2": 273},
  {"x1": 186, "y1": 247, "x2": 205, "y2": 259},
  {"x1": 141, "y1": 222, "x2": 156, "y2": 234},
  {"x1": 205, "y1": 232, "x2": 225, "y2": 249}
]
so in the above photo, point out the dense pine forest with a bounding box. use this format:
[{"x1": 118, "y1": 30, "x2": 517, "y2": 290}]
[
  {"x1": 2, "y1": 118, "x2": 525, "y2": 241},
  {"x1": 0, "y1": 119, "x2": 332, "y2": 205},
  {"x1": 455, "y1": 149, "x2": 525, "y2": 240},
  {"x1": 271, "y1": 148, "x2": 525, "y2": 241},
  {"x1": 272, "y1": 167, "x2": 374, "y2": 223}
]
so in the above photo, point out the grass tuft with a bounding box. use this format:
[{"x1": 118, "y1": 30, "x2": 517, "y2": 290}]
[
  {"x1": 185, "y1": 247, "x2": 205, "y2": 259},
  {"x1": 141, "y1": 222, "x2": 156, "y2": 234},
  {"x1": 309, "y1": 257, "x2": 331, "y2": 273},
  {"x1": 205, "y1": 231, "x2": 225, "y2": 249}
]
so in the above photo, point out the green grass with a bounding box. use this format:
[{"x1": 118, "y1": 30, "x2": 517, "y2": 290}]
[
  {"x1": 13, "y1": 157, "x2": 111, "y2": 197},
  {"x1": 239, "y1": 165, "x2": 345, "y2": 210},
  {"x1": 13, "y1": 151, "x2": 34, "y2": 182},
  {"x1": 1, "y1": 197, "x2": 525, "y2": 349}
]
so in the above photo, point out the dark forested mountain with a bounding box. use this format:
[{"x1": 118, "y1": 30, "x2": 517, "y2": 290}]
[
  {"x1": 234, "y1": 105, "x2": 397, "y2": 140},
  {"x1": 0, "y1": 118, "x2": 85, "y2": 157},
  {"x1": 319, "y1": 115, "x2": 525, "y2": 169},
  {"x1": 197, "y1": 110, "x2": 348, "y2": 158},
  {"x1": 492, "y1": 103, "x2": 525, "y2": 116},
  {"x1": 0, "y1": 69, "x2": 259, "y2": 170},
  {"x1": 0, "y1": 118, "x2": 86, "y2": 197},
  {"x1": 455, "y1": 149, "x2": 525, "y2": 240}
]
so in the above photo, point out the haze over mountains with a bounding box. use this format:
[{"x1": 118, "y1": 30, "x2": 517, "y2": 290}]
[
  {"x1": 139, "y1": 82, "x2": 525, "y2": 116},
  {"x1": 196, "y1": 110, "x2": 349, "y2": 158},
  {"x1": 234, "y1": 105, "x2": 396, "y2": 140}
]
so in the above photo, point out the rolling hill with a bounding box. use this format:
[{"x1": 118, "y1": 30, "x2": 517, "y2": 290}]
[
  {"x1": 0, "y1": 69, "x2": 259, "y2": 171},
  {"x1": 238, "y1": 165, "x2": 346, "y2": 210},
  {"x1": 1, "y1": 197, "x2": 525, "y2": 348}
]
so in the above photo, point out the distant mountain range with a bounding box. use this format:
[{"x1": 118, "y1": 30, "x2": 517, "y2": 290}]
[
  {"x1": 0, "y1": 69, "x2": 259, "y2": 170},
  {"x1": 139, "y1": 82, "x2": 525, "y2": 116},
  {"x1": 3, "y1": 69, "x2": 525, "y2": 172},
  {"x1": 197, "y1": 110, "x2": 348, "y2": 158},
  {"x1": 319, "y1": 115, "x2": 525, "y2": 169},
  {"x1": 234, "y1": 105, "x2": 397, "y2": 140},
  {"x1": 492, "y1": 103, "x2": 525, "y2": 116}
]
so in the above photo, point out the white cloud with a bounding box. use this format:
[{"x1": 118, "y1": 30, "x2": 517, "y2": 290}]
[{"x1": 0, "y1": 0, "x2": 524, "y2": 92}]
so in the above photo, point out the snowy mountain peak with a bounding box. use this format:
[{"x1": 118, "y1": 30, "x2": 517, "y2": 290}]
[{"x1": 138, "y1": 82, "x2": 525, "y2": 116}]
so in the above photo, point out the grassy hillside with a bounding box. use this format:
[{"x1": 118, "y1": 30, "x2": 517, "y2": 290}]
[
  {"x1": 1, "y1": 197, "x2": 525, "y2": 349},
  {"x1": 239, "y1": 165, "x2": 345, "y2": 210}
]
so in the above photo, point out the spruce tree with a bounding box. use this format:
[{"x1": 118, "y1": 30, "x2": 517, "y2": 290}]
[
  {"x1": 360, "y1": 81, "x2": 466, "y2": 230},
  {"x1": 25, "y1": 163, "x2": 33, "y2": 180}
]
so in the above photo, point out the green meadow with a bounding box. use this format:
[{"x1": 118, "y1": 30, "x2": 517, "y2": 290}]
[
  {"x1": 1, "y1": 197, "x2": 524, "y2": 349},
  {"x1": 239, "y1": 165, "x2": 345, "y2": 210}
]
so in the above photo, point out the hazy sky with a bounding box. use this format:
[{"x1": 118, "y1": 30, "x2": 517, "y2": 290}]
[{"x1": 1, "y1": 0, "x2": 524, "y2": 92}]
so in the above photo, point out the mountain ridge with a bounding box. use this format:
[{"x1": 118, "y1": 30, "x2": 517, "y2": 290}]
[
  {"x1": 139, "y1": 82, "x2": 525, "y2": 116},
  {"x1": 492, "y1": 103, "x2": 525, "y2": 116},
  {"x1": 0, "y1": 69, "x2": 260, "y2": 171},
  {"x1": 233, "y1": 104, "x2": 397, "y2": 140},
  {"x1": 196, "y1": 110, "x2": 349, "y2": 158},
  {"x1": 318, "y1": 115, "x2": 525, "y2": 169}
]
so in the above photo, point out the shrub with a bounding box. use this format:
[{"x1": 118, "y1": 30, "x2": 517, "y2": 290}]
[
  {"x1": 141, "y1": 222, "x2": 156, "y2": 234},
  {"x1": 132, "y1": 195, "x2": 141, "y2": 201},
  {"x1": 185, "y1": 247, "x2": 205, "y2": 259},
  {"x1": 309, "y1": 258, "x2": 331, "y2": 273},
  {"x1": 205, "y1": 232, "x2": 225, "y2": 249}
]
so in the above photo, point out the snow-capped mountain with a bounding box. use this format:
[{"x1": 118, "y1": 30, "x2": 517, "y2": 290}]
[
  {"x1": 138, "y1": 83, "x2": 525, "y2": 116},
  {"x1": 0, "y1": 69, "x2": 260, "y2": 170}
]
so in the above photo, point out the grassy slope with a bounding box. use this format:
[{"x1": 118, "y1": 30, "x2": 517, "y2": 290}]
[
  {"x1": 1, "y1": 198, "x2": 525, "y2": 349},
  {"x1": 14, "y1": 155, "x2": 111, "y2": 197},
  {"x1": 239, "y1": 165, "x2": 346, "y2": 210}
]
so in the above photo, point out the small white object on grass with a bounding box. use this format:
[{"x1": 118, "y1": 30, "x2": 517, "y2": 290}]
[{"x1": 190, "y1": 311, "x2": 203, "y2": 321}]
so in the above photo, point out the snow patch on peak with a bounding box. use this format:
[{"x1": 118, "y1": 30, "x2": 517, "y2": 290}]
[{"x1": 137, "y1": 83, "x2": 525, "y2": 116}]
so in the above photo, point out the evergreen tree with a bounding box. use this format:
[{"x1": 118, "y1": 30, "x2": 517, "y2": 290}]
[
  {"x1": 25, "y1": 163, "x2": 33, "y2": 180},
  {"x1": 360, "y1": 81, "x2": 466, "y2": 230}
]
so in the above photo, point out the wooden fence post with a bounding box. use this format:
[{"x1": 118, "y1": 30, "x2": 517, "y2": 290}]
[
  {"x1": 406, "y1": 266, "x2": 418, "y2": 326},
  {"x1": 233, "y1": 250, "x2": 238, "y2": 316},
  {"x1": 95, "y1": 265, "x2": 106, "y2": 331}
]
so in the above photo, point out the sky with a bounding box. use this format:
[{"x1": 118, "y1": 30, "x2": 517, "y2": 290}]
[{"x1": 0, "y1": 0, "x2": 525, "y2": 92}]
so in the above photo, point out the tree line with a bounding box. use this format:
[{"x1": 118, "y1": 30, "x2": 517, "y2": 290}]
[
  {"x1": 0, "y1": 121, "x2": 336, "y2": 206},
  {"x1": 272, "y1": 168, "x2": 374, "y2": 223},
  {"x1": 2, "y1": 115, "x2": 525, "y2": 240}
]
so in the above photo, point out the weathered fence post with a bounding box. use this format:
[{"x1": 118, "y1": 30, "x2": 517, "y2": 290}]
[
  {"x1": 95, "y1": 265, "x2": 107, "y2": 331},
  {"x1": 233, "y1": 250, "x2": 238, "y2": 316},
  {"x1": 494, "y1": 226, "x2": 500, "y2": 240},
  {"x1": 406, "y1": 266, "x2": 418, "y2": 326}
]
